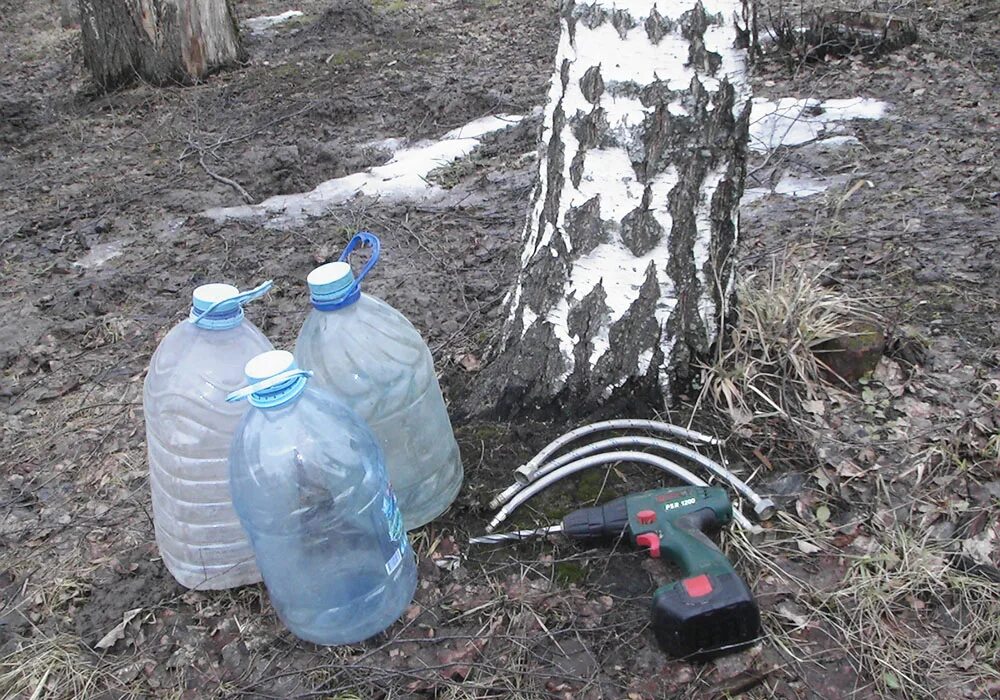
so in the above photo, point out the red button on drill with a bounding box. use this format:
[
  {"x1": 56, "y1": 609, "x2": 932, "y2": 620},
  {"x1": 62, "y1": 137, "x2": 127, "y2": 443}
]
[
  {"x1": 636, "y1": 532, "x2": 661, "y2": 558},
  {"x1": 682, "y1": 574, "x2": 714, "y2": 598},
  {"x1": 636, "y1": 509, "x2": 657, "y2": 525}
]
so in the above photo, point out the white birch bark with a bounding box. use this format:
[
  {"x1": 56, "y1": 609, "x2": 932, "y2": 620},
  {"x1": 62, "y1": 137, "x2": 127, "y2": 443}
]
[{"x1": 486, "y1": 0, "x2": 752, "y2": 415}]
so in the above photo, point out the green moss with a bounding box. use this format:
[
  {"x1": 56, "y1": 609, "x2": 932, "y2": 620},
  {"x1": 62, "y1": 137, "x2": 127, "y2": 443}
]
[
  {"x1": 326, "y1": 49, "x2": 365, "y2": 67},
  {"x1": 554, "y1": 561, "x2": 587, "y2": 585},
  {"x1": 455, "y1": 422, "x2": 508, "y2": 444},
  {"x1": 372, "y1": 0, "x2": 407, "y2": 13}
]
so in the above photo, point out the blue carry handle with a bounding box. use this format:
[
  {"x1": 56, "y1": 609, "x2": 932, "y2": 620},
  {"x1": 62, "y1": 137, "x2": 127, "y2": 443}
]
[{"x1": 312, "y1": 233, "x2": 380, "y2": 311}]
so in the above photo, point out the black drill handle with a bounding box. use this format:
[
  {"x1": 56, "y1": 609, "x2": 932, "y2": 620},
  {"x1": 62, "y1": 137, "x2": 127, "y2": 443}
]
[{"x1": 560, "y1": 496, "x2": 630, "y2": 539}]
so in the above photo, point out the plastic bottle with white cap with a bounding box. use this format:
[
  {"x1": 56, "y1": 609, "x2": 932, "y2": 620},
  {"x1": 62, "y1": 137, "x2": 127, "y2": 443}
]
[
  {"x1": 143, "y1": 280, "x2": 273, "y2": 590},
  {"x1": 294, "y1": 233, "x2": 463, "y2": 530},
  {"x1": 227, "y1": 350, "x2": 417, "y2": 645}
]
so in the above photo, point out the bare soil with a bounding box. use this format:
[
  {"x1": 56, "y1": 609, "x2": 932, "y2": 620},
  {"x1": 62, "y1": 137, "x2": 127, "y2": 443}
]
[{"x1": 1, "y1": 0, "x2": 997, "y2": 698}]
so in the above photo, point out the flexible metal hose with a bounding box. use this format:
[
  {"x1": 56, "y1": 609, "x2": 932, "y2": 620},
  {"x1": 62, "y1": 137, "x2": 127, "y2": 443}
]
[
  {"x1": 516, "y1": 419, "x2": 718, "y2": 484},
  {"x1": 489, "y1": 419, "x2": 719, "y2": 509},
  {"x1": 485, "y1": 450, "x2": 757, "y2": 533},
  {"x1": 493, "y1": 436, "x2": 775, "y2": 520}
]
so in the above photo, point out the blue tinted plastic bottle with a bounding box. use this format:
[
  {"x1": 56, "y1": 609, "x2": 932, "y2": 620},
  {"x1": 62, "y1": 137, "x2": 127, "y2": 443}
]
[
  {"x1": 227, "y1": 350, "x2": 417, "y2": 645},
  {"x1": 294, "y1": 233, "x2": 463, "y2": 530}
]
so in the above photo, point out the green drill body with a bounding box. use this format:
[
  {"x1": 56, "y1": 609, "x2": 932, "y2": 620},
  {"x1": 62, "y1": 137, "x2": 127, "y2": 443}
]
[{"x1": 557, "y1": 486, "x2": 760, "y2": 659}]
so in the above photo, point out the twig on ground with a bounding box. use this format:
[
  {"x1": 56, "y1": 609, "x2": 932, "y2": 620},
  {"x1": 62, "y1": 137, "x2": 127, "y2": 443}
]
[{"x1": 195, "y1": 152, "x2": 254, "y2": 203}]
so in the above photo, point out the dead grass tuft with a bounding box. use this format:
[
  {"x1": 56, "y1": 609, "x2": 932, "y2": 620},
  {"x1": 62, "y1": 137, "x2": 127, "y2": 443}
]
[
  {"x1": 764, "y1": 3, "x2": 918, "y2": 64},
  {"x1": 0, "y1": 633, "x2": 131, "y2": 699},
  {"x1": 701, "y1": 254, "x2": 873, "y2": 433},
  {"x1": 730, "y1": 518, "x2": 1000, "y2": 698}
]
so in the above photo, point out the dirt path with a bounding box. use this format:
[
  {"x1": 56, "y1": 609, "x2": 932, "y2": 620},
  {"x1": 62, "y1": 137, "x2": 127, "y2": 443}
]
[{"x1": 1, "y1": 0, "x2": 997, "y2": 698}]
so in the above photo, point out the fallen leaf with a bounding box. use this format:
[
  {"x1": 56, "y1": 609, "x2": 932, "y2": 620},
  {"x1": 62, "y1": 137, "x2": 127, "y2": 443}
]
[
  {"x1": 96, "y1": 608, "x2": 143, "y2": 650},
  {"x1": 796, "y1": 493, "x2": 817, "y2": 519},
  {"x1": 835, "y1": 460, "x2": 865, "y2": 479},
  {"x1": 954, "y1": 655, "x2": 975, "y2": 671},
  {"x1": 815, "y1": 505, "x2": 831, "y2": 525},
  {"x1": 457, "y1": 353, "x2": 481, "y2": 372},
  {"x1": 775, "y1": 601, "x2": 810, "y2": 629},
  {"x1": 802, "y1": 400, "x2": 826, "y2": 415},
  {"x1": 797, "y1": 540, "x2": 821, "y2": 554},
  {"x1": 962, "y1": 527, "x2": 998, "y2": 566}
]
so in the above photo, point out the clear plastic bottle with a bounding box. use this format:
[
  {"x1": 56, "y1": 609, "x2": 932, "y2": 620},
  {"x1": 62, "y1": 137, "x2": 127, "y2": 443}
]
[
  {"x1": 143, "y1": 281, "x2": 274, "y2": 590},
  {"x1": 294, "y1": 234, "x2": 464, "y2": 530},
  {"x1": 227, "y1": 350, "x2": 417, "y2": 645}
]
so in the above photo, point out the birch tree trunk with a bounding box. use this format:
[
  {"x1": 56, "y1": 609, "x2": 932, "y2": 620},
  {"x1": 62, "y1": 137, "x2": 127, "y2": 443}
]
[
  {"x1": 79, "y1": 0, "x2": 244, "y2": 91},
  {"x1": 484, "y1": 0, "x2": 752, "y2": 417}
]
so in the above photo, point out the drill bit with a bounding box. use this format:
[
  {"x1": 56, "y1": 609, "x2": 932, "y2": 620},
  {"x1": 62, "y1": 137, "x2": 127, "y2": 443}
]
[{"x1": 469, "y1": 524, "x2": 563, "y2": 545}]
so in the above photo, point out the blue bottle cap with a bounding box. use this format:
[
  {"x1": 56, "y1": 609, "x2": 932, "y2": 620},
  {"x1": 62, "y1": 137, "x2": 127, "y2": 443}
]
[{"x1": 308, "y1": 262, "x2": 355, "y2": 304}]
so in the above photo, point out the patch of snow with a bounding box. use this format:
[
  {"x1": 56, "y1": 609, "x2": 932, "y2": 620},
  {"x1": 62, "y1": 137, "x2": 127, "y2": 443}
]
[
  {"x1": 749, "y1": 97, "x2": 890, "y2": 151},
  {"x1": 815, "y1": 135, "x2": 861, "y2": 148},
  {"x1": 72, "y1": 241, "x2": 123, "y2": 269},
  {"x1": 202, "y1": 114, "x2": 524, "y2": 225},
  {"x1": 743, "y1": 173, "x2": 852, "y2": 203},
  {"x1": 774, "y1": 175, "x2": 845, "y2": 197},
  {"x1": 244, "y1": 10, "x2": 304, "y2": 34}
]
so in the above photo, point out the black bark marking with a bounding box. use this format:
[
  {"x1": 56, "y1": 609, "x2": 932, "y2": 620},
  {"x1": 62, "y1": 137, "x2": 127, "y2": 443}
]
[
  {"x1": 591, "y1": 262, "x2": 663, "y2": 404},
  {"x1": 570, "y1": 105, "x2": 606, "y2": 187},
  {"x1": 639, "y1": 104, "x2": 672, "y2": 183},
  {"x1": 493, "y1": 321, "x2": 571, "y2": 418},
  {"x1": 611, "y1": 10, "x2": 636, "y2": 39},
  {"x1": 567, "y1": 284, "x2": 609, "y2": 396},
  {"x1": 571, "y1": 107, "x2": 604, "y2": 150},
  {"x1": 620, "y1": 187, "x2": 664, "y2": 256},
  {"x1": 580, "y1": 66, "x2": 605, "y2": 104},
  {"x1": 645, "y1": 7, "x2": 676, "y2": 44},
  {"x1": 564, "y1": 196, "x2": 605, "y2": 254},
  {"x1": 522, "y1": 226, "x2": 571, "y2": 314},
  {"x1": 538, "y1": 78, "x2": 568, "y2": 236},
  {"x1": 569, "y1": 150, "x2": 585, "y2": 189},
  {"x1": 681, "y1": 3, "x2": 723, "y2": 75},
  {"x1": 575, "y1": 4, "x2": 608, "y2": 29}
]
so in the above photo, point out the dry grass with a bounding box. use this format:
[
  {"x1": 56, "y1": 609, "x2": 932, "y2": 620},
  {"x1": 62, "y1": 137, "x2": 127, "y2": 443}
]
[
  {"x1": 729, "y1": 515, "x2": 1000, "y2": 698},
  {"x1": 700, "y1": 254, "x2": 873, "y2": 431},
  {"x1": 0, "y1": 633, "x2": 133, "y2": 700}
]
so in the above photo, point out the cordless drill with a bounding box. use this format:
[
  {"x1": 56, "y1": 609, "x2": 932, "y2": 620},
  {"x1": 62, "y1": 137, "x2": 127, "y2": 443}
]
[{"x1": 475, "y1": 486, "x2": 761, "y2": 659}]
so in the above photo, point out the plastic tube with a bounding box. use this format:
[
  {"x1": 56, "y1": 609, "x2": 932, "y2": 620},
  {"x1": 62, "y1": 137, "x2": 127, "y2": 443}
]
[
  {"x1": 486, "y1": 451, "x2": 757, "y2": 533},
  {"x1": 495, "y1": 436, "x2": 775, "y2": 520}
]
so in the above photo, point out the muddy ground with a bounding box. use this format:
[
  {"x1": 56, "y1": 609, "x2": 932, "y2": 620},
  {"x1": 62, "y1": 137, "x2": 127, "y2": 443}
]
[{"x1": 1, "y1": 0, "x2": 998, "y2": 698}]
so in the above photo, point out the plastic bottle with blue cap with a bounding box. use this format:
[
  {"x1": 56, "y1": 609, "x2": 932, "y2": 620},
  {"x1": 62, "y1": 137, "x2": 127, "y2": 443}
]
[
  {"x1": 143, "y1": 280, "x2": 274, "y2": 590},
  {"x1": 227, "y1": 350, "x2": 417, "y2": 645},
  {"x1": 294, "y1": 233, "x2": 464, "y2": 530}
]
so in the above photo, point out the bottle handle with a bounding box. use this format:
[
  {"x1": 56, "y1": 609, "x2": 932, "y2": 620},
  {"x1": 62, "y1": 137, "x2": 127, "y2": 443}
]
[
  {"x1": 226, "y1": 368, "x2": 313, "y2": 404},
  {"x1": 312, "y1": 233, "x2": 380, "y2": 311},
  {"x1": 189, "y1": 280, "x2": 273, "y2": 326},
  {"x1": 339, "y1": 232, "x2": 380, "y2": 285}
]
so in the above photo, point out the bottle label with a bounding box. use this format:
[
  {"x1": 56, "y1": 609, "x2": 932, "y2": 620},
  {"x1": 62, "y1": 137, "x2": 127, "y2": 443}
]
[{"x1": 381, "y1": 486, "x2": 407, "y2": 575}]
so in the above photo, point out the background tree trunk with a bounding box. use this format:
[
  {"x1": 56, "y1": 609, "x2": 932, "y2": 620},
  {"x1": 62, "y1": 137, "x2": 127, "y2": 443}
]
[
  {"x1": 56, "y1": 0, "x2": 79, "y2": 29},
  {"x1": 79, "y1": 0, "x2": 244, "y2": 91},
  {"x1": 482, "y1": 0, "x2": 753, "y2": 417}
]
